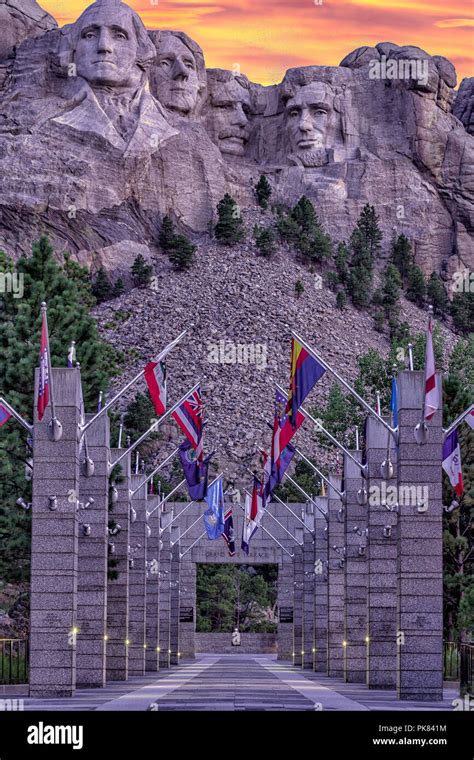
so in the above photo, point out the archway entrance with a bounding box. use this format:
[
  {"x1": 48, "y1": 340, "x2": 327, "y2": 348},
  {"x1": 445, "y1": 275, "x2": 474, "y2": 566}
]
[{"x1": 195, "y1": 563, "x2": 278, "y2": 653}]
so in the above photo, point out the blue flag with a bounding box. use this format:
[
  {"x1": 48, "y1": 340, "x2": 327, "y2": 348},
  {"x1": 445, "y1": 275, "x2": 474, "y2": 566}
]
[
  {"x1": 178, "y1": 439, "x2": 210, "y2": 501},
  {"x1": 391, "y1": 376, "x2": 398, "y2": 429},
  {"x1": 203, "y1": 478, "x2": 225, "y2": 540}
]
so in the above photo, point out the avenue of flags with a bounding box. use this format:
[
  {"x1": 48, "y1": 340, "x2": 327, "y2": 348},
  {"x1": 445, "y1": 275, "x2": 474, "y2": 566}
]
[{"x1": 2, "y1": 301, "x2": 472, "y2": 560}]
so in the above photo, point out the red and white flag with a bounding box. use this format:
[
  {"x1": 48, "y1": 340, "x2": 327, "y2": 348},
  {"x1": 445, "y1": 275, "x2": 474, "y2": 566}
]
[
  {"x1": 423, "y1": 313, "x2": 440, "y2": 421},
  {"x1": 145, "y1": 360, "x2": 167, "y2": 416},
  {"x1": 442, "y1": 429, "x2": 464, "y2": 496},
  {"x1": 466, "y1": 409, "x2": 474, "y2": 430},
  {"x1": 37, "y1": 312, "x2": 50, "y2": 421}
]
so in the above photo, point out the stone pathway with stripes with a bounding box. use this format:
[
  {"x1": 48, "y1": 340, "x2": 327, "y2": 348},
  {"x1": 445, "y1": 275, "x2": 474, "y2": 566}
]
[{"x1": 6, "y1": 655, "x2": 458, "y2": 712}]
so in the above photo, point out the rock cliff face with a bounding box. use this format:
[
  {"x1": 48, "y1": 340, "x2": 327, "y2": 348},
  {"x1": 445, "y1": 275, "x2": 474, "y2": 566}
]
[{"x1": 0, "y1": 0, "x2": 472, "y2": 281}]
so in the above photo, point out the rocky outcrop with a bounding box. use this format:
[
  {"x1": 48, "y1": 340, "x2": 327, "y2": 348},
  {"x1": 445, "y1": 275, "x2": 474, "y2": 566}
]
[
  {"x1": 0, "y1": 0, "x2": 56, "y2": 60},
  {"x1": 453, "y1": 78, "x2": 474, "y2": 136},
  {"x1": 0, "y1": 0, "x2": 472, "y2": 281}
]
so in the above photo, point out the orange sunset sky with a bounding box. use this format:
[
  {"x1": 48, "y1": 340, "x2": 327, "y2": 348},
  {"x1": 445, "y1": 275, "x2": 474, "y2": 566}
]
[{"x1": 40, "y1": 0, "x2": 474, "y2": 85}]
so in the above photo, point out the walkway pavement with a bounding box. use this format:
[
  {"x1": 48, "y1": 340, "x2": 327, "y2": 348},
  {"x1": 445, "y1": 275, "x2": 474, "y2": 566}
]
[{"x1": 6, "y1": 655, "x2": 458, "y2": 711}]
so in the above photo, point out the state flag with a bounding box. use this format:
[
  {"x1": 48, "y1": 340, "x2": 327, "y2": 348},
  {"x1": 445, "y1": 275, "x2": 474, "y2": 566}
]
[
  {"x1": 287, "y1": 337, "x2": 326, "y2": 427},
  {"x1": 442, "y1": 429, "x2": 464, "y2": 496},
  {"x1": 145, "y1": 360, "x2": 167, "y2": 416}
]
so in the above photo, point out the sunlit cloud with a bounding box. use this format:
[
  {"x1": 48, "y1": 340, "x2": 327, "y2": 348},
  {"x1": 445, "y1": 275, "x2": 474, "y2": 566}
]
[{"x1": 40, "y1": 0, "x2": 474, "y2": 84}]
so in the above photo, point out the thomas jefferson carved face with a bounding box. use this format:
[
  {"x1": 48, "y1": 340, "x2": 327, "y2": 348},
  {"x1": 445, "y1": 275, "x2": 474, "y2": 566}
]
[
  {"x1": 74, "y1": 5, "x2": 141, "y2": 89},
  {"x1": 206, "y1": 76, "x2": 251, "y2": 156},
  {"x1": 153, "y1": 35, "x2": 200, "y2": 115},
  {"x1": 285, "y1": 82, "x2": 334, "y2": 166}
]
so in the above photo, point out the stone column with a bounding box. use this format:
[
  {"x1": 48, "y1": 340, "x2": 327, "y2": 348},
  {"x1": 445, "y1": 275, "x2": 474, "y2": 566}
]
[
  {"x1": 302, "y1": 519, "x2": 315, "y2": 670},
  {"x1": 76, "y1": 412, "x2": 109, "y2": 688},
  {"x1": 179, "y1": 557, "x2": 196, "y2": 660},
  {"x1": 292, "y1": 529, "x2": 304, "y2": 667},
  {"x1": 397, "y1": 370, "x2": 443, "y2": 701},
  {"x1": 145, "y1": 494, "x2": 161, "y2": 671},
  {"x1": 366, "y1": 415, "x2": 398, "y2": 689},
  {"x1": 277, "y1": 553, "x2": 294, "y2": 661},
  {"x1": 128, "y1": 475, "x2": 148, "y2": 676},
  {"x1": 29, "y1": 368, "x2": 81, "y2": 697},
  {"x1": 343, "y1": 450, "x2": 367, "y2": 683},
  {"x1": 327, "y1": 473, "x2": 344, "y2": 677},
  {"x1": 169, "y1": 527, "x2": 181, "y2": 665},
  {"x1": 314, "y1": 497, "x2": 328, "y2": 672},
  {"x1": 158, "y1": 509, "x2": 172, "y2": 669},
  {"x1": 106, "y1": 449, "x2": 131, "y2": 682}
]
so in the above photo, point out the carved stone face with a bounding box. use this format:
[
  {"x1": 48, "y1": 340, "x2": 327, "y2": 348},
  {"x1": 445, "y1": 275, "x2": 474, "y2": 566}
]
[
  {"x1": 285, "y1": 82, "x2": 333, "y2": 164},
  {"x1": 154, "y1": 35, "x2": 200, "y2": 115},
  {"x1": 207, "y1": 78, "x2": 251, "y2": 156},
  {"x1": 74, "y1": 6, "x2": 141, "y2": 89}
]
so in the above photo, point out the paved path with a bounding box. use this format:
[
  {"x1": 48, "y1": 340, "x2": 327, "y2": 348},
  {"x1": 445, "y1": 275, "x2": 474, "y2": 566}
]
[{"x1": 8, "y1": 655, "x2": 458, "y2": 712}]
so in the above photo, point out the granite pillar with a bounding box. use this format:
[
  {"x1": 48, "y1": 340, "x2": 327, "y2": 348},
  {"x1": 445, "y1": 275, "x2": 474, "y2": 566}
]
[
  {"x1": 366, "y1": 415, "x2": 398, "y2": 689},
  {"x1": 106, "y1": 449, "x2": 131, "y2": 682},
  {"x1": 343, "y1": 450, "x2": 367, "y2": 683},
  {"x1": 76, "y1": 412, "x2": 109, "y2": 688},
  {"x1": 314, "y1": 497, "x2": 328, "y2": 672},
  {"x1": 327, "y1": 473, "x2": 344, "y2": 677},
  {"x1": 145, "y1": 494, "x2": 161, "y2": 671},
  {"x1": 302, "y1": 519, "x2": 315, "y2": 670},
  {"x1": 169, "y1": 527, "x2": 181, "y2": 666},
  {"x1": 277, "y1": 554, "x2": 294, "y2": 660},
  {"x1": 128, "y1": 475, "x2": 147, "y2": 676},
  {"x1": 158, "y1": 509, "x2": 172, "y2": 669},
  {"x1": 292, "y1": 530, "x2": 304, "y2": 667},
  {"x1": 397, "y1": 370, "x2": 443, "y2": 701}
]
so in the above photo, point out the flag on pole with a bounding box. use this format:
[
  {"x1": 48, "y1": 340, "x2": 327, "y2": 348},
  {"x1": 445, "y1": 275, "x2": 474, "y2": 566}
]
[
  {"x1": 442, "y1": 429, "x2": 464, "y2": 496},
  {"x1": 272, "y1": 389, "x2": 304, "y2": 465},
  {"x1": 241, "y1": 486, "x2": 264, "y2": 556},
  {"x1": 423, "y1": 313, "x2": 440, "y2": 421},
  {"x1": 222, "y1": 506, "x2": 236, "y2": 556},
  {"x1": 466, "y1": 409, "x2": 474, "y2": 430},
  {"x1": 37, "y1": 311, "x2": 50, "y2": 421},
  {"x1": 144, "y1": 361, "x2": 167, "y2": 416},
  {"x1": 390, "y1": 376, "x2": 398, "y2": 429},
  {"x1": 287, "y1": 337, "x2": 326, "y2": 426},
  {"x1": 263, "y1": 443, "x2": 296, "y2": 501},
  {"x1": 172, "y1": 386, "x2": 204, "y2": 460},
  {"x1": 178, "y1": 439, "x2": 211, "y2": 501},
  {"x1": 203, "y1": 477, "x2": 225, "y2": 539},
  {"x1": 67, "y1": 341, "x2": 76, "y2": 368},
  {"x1": 0, "y1": 403, "x2": 12, "y2": 428}
]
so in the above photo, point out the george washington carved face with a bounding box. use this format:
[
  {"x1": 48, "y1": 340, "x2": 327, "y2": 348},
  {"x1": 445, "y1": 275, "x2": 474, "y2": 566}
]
[{"x1": 63, "y1": 1, "x2": 156, "y2": 91}]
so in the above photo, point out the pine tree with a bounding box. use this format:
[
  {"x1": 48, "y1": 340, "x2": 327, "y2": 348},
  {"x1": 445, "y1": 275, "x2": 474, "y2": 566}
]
[
  {"x1": 214, "y1": 193, "x2": 245, "y2": 245},
  {"x1": 381, "y1": 262, "x2": 402, "y2": 320},
  {"x1": 159, "y1": 215, "x2": 176, "y2": 253},
  {"x1": 112, "y1": 278, "x2": 125, "y2": 297},
  {"x1": 391, "y1": 234, "x2": 413, "y2": 283},
  {"x1": 325, "y1": 272, "x2": 339, "y2": 292},
  {"x1": 352, "y1": 203, "x2": 383, "y2": 265},
  {"x1": 64, "y1": 253, "x2": 96, "y2": 308},
  {"x1": 336, "y1": 290, "x2": 346, "y2": 310},
  {"x1": 168, "y1": 234, "x2": 196, "y2": 271},
  {"x1": 131, "y1": 254, "x2": 153, "y2": 288},
  {"x1": 290, "y1": 195, "x2": 318, "y2": 233},
  {"x1": 253, "y1": 225, "x2": 276, "y2": 258},
  {"x1": 0, "y1": 236, "x2": 120, "y2": 582},
  {"x1": 255, "y1": 174, "x2": 272, "y2": 209},
  {"x1": 92, "y1": 267, "x2": 113, "y2": 304},
  {"x1": 451, "y1": 292, "x2": 474, "y2": 335},
  {"x1": 335, "y1": 242, "x2": 349, "y2": 284},
  {"x1": 294, "y1": 279, "x2": 304, "y2": 299},
  {"x1": 426, "y1": 272, "x2": 449, "y2": 318},
  {"x1": 406, "y1": 265, "x2": 426, "y2": 307}
]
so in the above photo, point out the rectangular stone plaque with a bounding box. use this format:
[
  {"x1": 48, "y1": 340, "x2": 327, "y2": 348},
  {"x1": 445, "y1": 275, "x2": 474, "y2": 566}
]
[
  {"x1": 279, "y1": 607, "x2": 294, "y2": 623},
  {"x1": 179, "y1": 606, "x2": 194, "y2": 623}
]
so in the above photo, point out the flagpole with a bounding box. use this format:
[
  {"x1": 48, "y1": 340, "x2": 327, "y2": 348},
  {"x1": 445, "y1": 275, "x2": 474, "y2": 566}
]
[
  {"x1": 282, "y1": 472, "x2": 325, "y2": 526},
  {"x1": 172, "y1": 513, "x2": 203, "y2": 543},
  {"x1": 130, "y1": 446, "x2": 179, "y2": 497},
  {"x1": 276, "y1": 383, "x2": 368, "y2": 477},
  {"x1": 109, "y1": 381, "x2": 200, "y2": 472},
  {"x1": 156, "y1": 472, "x2": 225, "y2": 525},
  {"x1": 242, "y1": 487, "x2": 301, "y2": 542},
  {"x1": 179, "y1": 531, "x2": 208, "y2": 558},
  {"x1": 292, "y1": 445, "x2": 343, "y2": 501},
  {"x1": 244, "y1": 465, "x2": 317, "y2": 531},
  {"x1": 291, "y1": 330, "x2": 396, "y2": 441},
  {"x1": 414, "y1": 305, "x2": 435, "y2": 445},
  {"x1": 0, "y1": 396, "x2": 33, "y2": 433},
  {"x1": 444, "y1": 404, "x2": 474, "y2": 438},
  {"x1": 238, "y1": 502, "x2": 296, "y2": 556},
  {"x1": 80, "y1": 330, "x2": 188, "y2": 435},
  {"x1": 41, "y1": 303, "x2": 62, "y2": 442}
]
